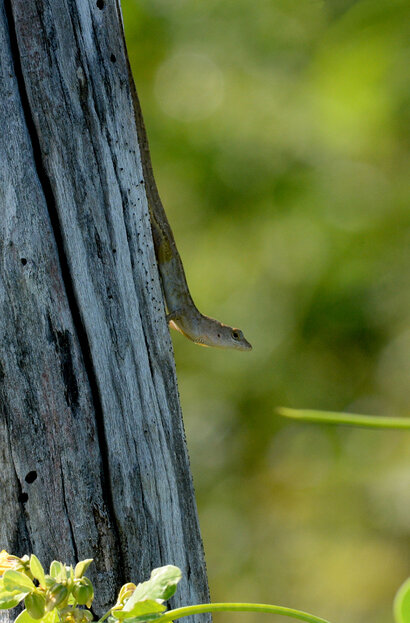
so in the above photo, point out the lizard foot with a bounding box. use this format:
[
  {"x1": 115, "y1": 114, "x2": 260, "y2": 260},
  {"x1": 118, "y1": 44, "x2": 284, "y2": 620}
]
[{"x1": 166, "y1": 310, "x2": 181, "y2": 323}]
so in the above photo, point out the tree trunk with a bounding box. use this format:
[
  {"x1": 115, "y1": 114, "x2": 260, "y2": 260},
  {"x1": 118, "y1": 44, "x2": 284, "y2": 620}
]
[{"x1": 0, "y1": 0, "x2": 210, "y2": 620}]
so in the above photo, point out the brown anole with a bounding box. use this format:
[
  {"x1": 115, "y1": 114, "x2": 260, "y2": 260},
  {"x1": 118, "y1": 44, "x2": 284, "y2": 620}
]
[{"x1": 124, "y1": 39, "x2": 251, "y2": 351}]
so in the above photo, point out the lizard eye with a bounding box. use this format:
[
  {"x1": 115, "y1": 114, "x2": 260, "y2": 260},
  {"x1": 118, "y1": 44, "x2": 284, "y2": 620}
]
[{"x1": 231, "y1": 330, "x2": 240, "y2": 340}]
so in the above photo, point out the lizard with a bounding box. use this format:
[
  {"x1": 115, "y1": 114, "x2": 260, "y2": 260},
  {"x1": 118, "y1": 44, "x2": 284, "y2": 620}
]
[{"x1": 123, "y1": 43, "x2": 252, "y2": 351}]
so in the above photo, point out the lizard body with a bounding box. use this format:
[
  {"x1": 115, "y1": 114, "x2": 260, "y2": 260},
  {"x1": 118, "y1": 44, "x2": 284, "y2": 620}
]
[{"x1": 125, "y1": 50, "x2": 252, "y2": 351}]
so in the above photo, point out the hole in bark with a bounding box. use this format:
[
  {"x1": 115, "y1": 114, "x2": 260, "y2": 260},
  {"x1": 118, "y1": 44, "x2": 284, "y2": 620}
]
[
  {"x1": 25, "y1": 471, "x2": 37, "y2": 483},
  {"x1": 110, "y1": 54, "x2": 117, "y2": 63},
  {"x1": 112, "y1": 248, "x2": 116, "y2": 254},
  {"x1": 96, "y1": 0, "x2": 104, "y2": 8},
  {"x1": 19, "y1": 492, "x2": 28, "y2": 503},
  {"x1": 21, "y1": 258, "x2": 27, "y2": 266}
]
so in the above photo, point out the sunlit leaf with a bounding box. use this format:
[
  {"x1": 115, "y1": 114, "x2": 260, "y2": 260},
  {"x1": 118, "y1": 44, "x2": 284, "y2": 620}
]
[
  {"x1": 68, "y1": 566, "x2": 74, "y2": 583},
  {"x1": 3, "y1": 571, "x2": 35, "y2": 593},
  {"x1": 394, "y1": 578, "x2": 410, "y2": 623},
  {"x1": 15, "y1": 608, "x2": 59, "y2": 623},
  {"x1": 0, "y1": 588, "x2": 27, "y2": 609},
  {"x1": 15, "y1": 609, "x2": 40, "y2": 623},
  {"x1": 74, "y1": 559, "x2": 93, "y2": 579},
  {"x1": 30, "y1": 556, "x2": 46, "y2": 588},
  {"x1": 126, "y1": 566, "x2": 181, "y2": 607},
  {"x1": 112, "y1": 567, "x2": 181, "y2": 623},
  {"x1": 112, "y1": 600, "x2": 165, "y2": 620},
  {"x1": 49, "y1": 562, "x2": 65, "y2": 583},
  {"x1": 112, "y1": 583, "x2": 138, "y2": 610}
]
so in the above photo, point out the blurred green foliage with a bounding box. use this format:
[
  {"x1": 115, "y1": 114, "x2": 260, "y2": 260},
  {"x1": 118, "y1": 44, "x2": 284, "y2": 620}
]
[{"x1": 122, "y1": 1, "x2": 410, "y2": 621}]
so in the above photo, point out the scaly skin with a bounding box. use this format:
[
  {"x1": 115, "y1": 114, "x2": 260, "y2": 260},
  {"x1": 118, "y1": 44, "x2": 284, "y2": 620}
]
[{"x1": 123, "y1": 39, "x2": 252, "y2": 351}]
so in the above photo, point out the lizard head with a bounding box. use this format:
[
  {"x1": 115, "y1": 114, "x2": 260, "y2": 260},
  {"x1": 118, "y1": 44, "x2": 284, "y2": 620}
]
[
  {"x1": 168, "y1": 311, "x2": 252, "y2": 351},
  {"x1": 196, "y1": 318, "x2": 252, "y2": 351}
]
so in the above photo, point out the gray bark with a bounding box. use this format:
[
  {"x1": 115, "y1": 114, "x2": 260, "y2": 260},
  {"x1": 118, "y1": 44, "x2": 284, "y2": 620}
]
[{"x1": 0, "y1": 0, "x2": 210, "y2": 620}]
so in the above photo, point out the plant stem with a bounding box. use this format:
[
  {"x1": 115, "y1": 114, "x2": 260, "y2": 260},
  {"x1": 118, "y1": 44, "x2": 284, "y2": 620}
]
[
  {"x1": 158, "y1": 602, "x2": 331, "y2": 623},
  {"x1": 276, "y1": 407, "x2": 410, "y2": 430},
  {"x1": 97, "y1": 609, "x2": 112, "y2": 623}
]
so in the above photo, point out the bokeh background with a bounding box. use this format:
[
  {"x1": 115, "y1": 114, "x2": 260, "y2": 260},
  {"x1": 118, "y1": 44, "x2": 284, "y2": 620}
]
[{"x1": 121, "y1": 1, "x2": 410, "y2": 621}]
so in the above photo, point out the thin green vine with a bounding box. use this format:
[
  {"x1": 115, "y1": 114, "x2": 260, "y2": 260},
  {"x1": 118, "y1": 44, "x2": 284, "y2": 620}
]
[
  {"x1": 277, "y1": 407, "x2": 410, "y2": 430},
  {"x1": 159, "y1": 602, "x2": 331, "y2": 623}
]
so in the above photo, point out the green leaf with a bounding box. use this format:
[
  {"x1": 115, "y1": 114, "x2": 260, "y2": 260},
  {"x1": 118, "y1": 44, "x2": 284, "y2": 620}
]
[
  {"x1": 74, "y1": 559, "x2": 93, "y2": 579},
  {"x1": 49, "y1": 562, "x2": 65, "y2": 583},
  {"x1": 25, "y1": 592, "x2": 46, "y2": 619},
  {"x1": 125, "y1": 614, "x2": 166, "y2": 623},
  {"x1": 124, "y1": 566, "x2": 181, "y2": 609},
  {"x1": 394, "y1": 578, "x2": 410, "y2": 623},
  {"x1": 15, "y1": 609, "x2": 39, "y2": 623},
  {"x1": 3, "y1": 571, "x2": 35, "y2": 593},
  {"x1": 112, "y1": 601, "x2": 166, "y2": 621},
  {"x1": 15, "y1": 608, "x2": 59, "y2": 623},
  {"x1": 111, "y1": 567, "x2": 181, "y2": 623},
  {"x1": 72, "y1": 577, "x2": 94, "y2": 607},
  {"x1": 146, "y1": 567, "x2": 181, "y2": 602},
  {"x1": 0, "y1": 588, "x2": 27, "y2": 609},
  {"x1": 67, "y1": 593, "x2": 77, "y2": 606},
  {"x1": 45, "y1": 583, "x2": 69, "y2": 611},
  {"x1": 113, "y1": 583, "x2": 137, "y2": 610},
  {"x1": 30, "y1": 556, "x2": 46, "y2": 588}
]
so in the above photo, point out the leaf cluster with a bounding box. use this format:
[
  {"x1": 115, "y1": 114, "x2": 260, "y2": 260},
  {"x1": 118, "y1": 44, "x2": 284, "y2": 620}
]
[
  {"x1": 0, "y1": 555, "x2": 182, "y2": 623},
  {"x1": 108, "y1": 565, "x2": 182, "y2": 623},
  {"x1": 0, "y1": 554, "x2": 93, "y2": 623},
  {"x1": 0, "y1": 553, "x2": 408, "y2": 623}
]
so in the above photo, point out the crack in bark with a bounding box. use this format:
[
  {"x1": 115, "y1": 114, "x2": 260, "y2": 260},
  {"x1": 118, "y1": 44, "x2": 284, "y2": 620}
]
[
  {"x1": 60, "y1": 463, "x2": 79, "y2": 563},
  {"x1": 1, "y1": 396, "x2": 33, "y2": 557}
]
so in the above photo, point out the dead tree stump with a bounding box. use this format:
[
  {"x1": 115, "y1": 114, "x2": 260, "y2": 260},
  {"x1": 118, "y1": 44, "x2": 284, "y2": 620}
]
[{"x1": 0, "y1": 0, "x2": 210, "y2": 620}]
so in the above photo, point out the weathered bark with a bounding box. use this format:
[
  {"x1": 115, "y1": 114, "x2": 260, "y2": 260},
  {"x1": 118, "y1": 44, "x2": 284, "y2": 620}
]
[{"x1": 0, "y1": 0, "x2": 210, "y2": 620}]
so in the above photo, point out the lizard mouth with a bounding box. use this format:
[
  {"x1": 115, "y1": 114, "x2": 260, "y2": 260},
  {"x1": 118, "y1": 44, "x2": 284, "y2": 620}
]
[
  {"x1": 238, "y1": 339, "x2": 252, "y2": 351},
  {"x1": 201, "y1": 335, "x2": 252, "y2": 351}
]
